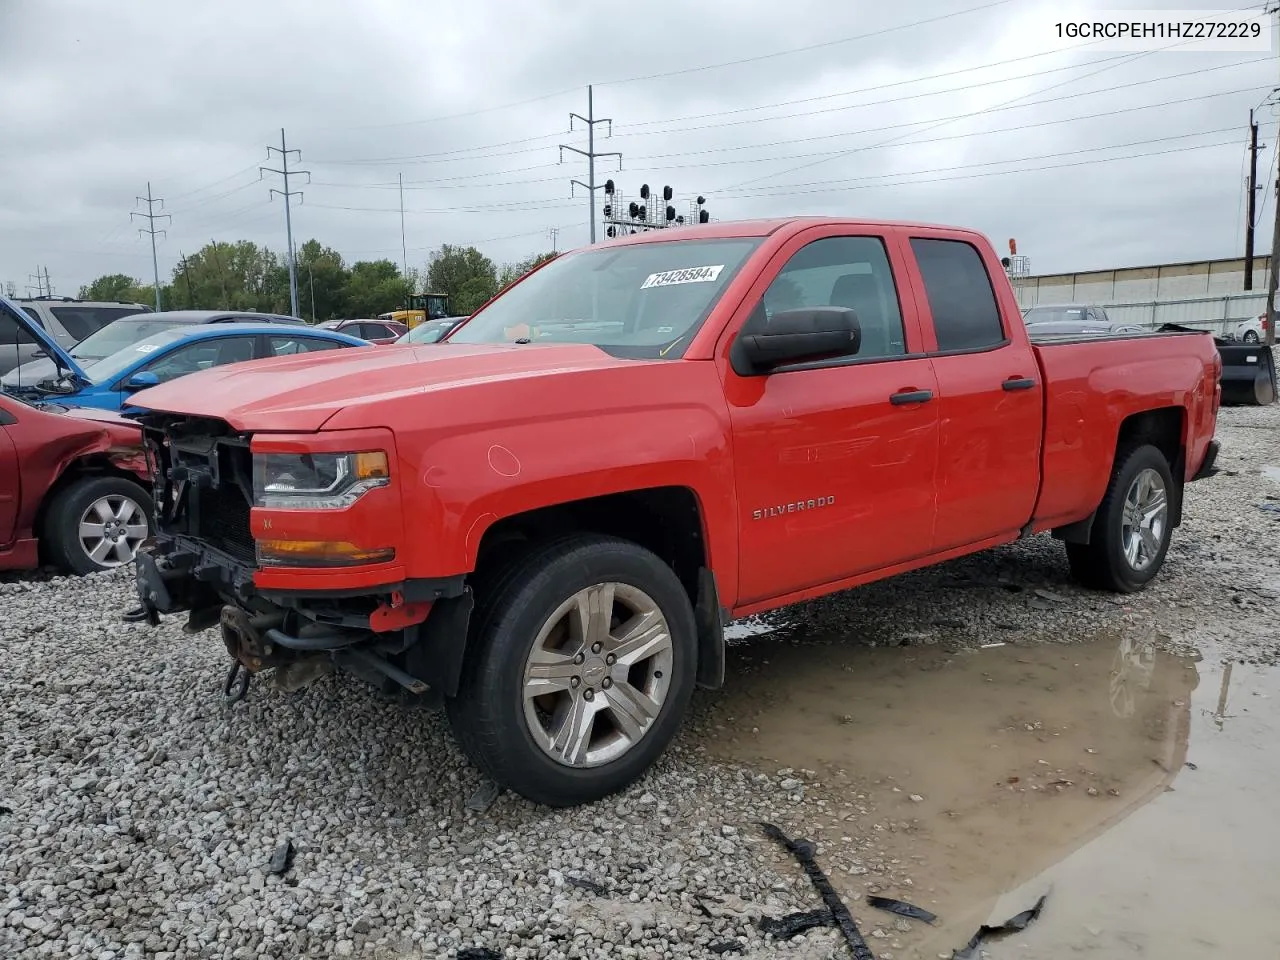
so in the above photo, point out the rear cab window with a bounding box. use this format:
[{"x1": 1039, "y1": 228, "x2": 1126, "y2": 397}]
[{"x1": 909, "y1": 238, "x2": 1005, "y2": 352}]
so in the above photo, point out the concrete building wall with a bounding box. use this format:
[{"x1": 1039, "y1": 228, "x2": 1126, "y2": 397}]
[{"x1": 1014, "y1": 255, "x2": 1271, "y2": 307}]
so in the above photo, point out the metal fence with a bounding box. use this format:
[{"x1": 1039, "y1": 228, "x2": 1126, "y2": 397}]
[{"x1": 1015, "y1": 289, "x2": 1267, "y2": 337}]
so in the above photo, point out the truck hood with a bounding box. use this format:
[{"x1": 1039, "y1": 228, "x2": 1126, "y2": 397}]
[
  {"x1": 126, "y1": 342, "x2": 641, "y2": 432},
  {"x1": 0, "y1": 294, "x2": 91, "y2": 386}
]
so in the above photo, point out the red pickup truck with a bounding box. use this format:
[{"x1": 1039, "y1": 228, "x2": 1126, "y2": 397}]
[{"x1": 127, "y1": 217, "x2": 1221, "y2": 807}]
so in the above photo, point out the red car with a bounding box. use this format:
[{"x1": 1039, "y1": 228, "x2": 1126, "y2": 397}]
[
  {"x1": 318, "y1": 318, "x2": 407, "y2": 345},
  {"x1": 0, "y1": 393, "x2": 152, "y2": 574},
  {"x1": 129, "y1": 217, "x2": 1221, "y2": 807}
]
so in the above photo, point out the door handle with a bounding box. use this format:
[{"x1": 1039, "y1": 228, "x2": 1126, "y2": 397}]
[
  {"x1": 890, "y1": 389, "x2": 933, "y2": 405},
  {"x1": 1002, "y1": 377, "x2": 1036, "y2": 391}
]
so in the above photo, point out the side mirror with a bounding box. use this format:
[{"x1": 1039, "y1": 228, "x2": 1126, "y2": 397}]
[
  {"x1": 731, "y1": 306, "x2": 861, "y2": 375},
  {"x1": 122, "y1": 371, "x2": 160, "y2": 392}
]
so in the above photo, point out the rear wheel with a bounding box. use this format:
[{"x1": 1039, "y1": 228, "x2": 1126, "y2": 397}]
[
  {"x1": 1066, "y1": 444, "x2": 1174, "y2": 593},
  {"x1": 446, "y1": 534, "x2": 697, "y2": 807},
  {"x1": 1243, "y1": 330, "x2": 1260, "y2": 344},
  {"x1": 44, "y1": 476, "x2": 153, "y2": 575}
]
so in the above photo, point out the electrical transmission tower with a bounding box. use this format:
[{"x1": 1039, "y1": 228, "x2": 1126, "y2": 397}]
[
  {"x1": 132, "y1": 182, "x2": 170, "y2": 311},
  {"x1": 559, "y1": 86, "x2": 622, "y2": 245},
  {"x1": 261, "y1": 128, "x2": 310, "y2": 318}
]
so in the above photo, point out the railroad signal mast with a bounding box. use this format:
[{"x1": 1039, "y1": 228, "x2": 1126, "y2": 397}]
[{"x1": 600, "y1": 181, "x2": 709, "y2": 238}]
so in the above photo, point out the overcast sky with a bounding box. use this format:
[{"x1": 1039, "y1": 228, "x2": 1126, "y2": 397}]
[{"x1": 1, "y1": 0, "x2": 1276, "y2": 297}]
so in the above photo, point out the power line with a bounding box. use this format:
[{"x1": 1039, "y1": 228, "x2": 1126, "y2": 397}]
[
  {"x1": 712, "y1": 137, "x2": 1248, "y2": 202},
  {"x1": 559, "y1": 86, "x2": 621, "y2": 244},
  {"x1": 131, "y1": 182, "x2": 170, "y2": 310},
  {"x1": 724, "y1": 47, "x2": 1272, "y2": 190},
  {"x1": 260, "y1": 128, "x2": 310, "y2": 318},
  {"x1": 303, "y1": 85, "x2": 1272, "y2": 199},
  {"x1": 596, "y1": 0, "x2": 1018, "y2": 87}
]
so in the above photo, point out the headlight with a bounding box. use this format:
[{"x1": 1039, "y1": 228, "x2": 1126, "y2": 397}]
[{"x1": 252, "y1": 451, "x2": 390, "y2": 509}]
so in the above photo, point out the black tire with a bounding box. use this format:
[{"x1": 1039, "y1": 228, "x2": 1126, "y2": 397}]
[
  {"x1": 1066, "y1": 444, "x2": 1175, "y2": 593},
  {"x1": 43, "y1": 476, "x2": 154, "y2": 575},
  {"x1": 1243, "y1": 330, "x2": 1260, "y2": 344},
  {"x1": 446, "y1": 533, "x2": 698, "y2": 807}
]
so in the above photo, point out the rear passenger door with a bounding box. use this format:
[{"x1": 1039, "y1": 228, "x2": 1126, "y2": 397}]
[
  {"x1": 724, "y1": 228, "x2": 941, "y2": 604},
  {"x1": 904, "y1": 234, "x2": 1042, "y2": 552}
]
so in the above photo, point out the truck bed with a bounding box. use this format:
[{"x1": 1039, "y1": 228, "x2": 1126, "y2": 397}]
[{"x1": 1029, "y1": 330, "x2": 1220, "y2": 532}]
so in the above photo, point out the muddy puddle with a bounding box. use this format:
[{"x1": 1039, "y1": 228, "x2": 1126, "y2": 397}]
[{"x1": 701, "y1": 628, "x2": 1280, "y2": 958}]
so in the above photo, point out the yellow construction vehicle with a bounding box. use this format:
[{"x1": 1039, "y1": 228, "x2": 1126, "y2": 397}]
[{"x1": 379, "y1": 292, "x2": 451, "y2": 330}]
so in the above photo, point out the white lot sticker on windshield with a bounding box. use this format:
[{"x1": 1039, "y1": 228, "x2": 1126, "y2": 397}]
[
  {"x1": 135, "y1": 344, "x2": 160, "y2": 353},
  {"x1": 640, "y1": 265, "x2": 725, "y2": 289}
]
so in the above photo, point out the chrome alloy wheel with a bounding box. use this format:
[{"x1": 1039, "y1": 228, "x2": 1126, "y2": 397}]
[
  {"x1": 521, "y1": 582, "x2": 674, "y2": 768},
  {"x1": 1120, "y1": 467, "x2": 1168, "y2": 573},
  {"x1": 78, "y1": 494, "x2": 148, "y2": 568}
]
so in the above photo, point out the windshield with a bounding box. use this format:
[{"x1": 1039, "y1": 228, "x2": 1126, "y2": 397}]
[
  {"x1": 403, "y1": 318, "x2": 459, "y2": 343},
  {"x1": 71, "y1": 316, "x2": 191, "y2": 361},
  {"x1": 1022, "y1": 306, "x2": 1091, "y2": 325},
  {"x1": 83, "y1": 327, "x2": 194, "y2": 384},
  {"x1": 447, "y1": 237, "x2": 763, "y2": 359}
]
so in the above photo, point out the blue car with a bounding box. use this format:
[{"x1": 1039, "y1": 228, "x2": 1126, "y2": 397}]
[{"x1": 2, "y1": 311, "x2": 370, "y2": 412}]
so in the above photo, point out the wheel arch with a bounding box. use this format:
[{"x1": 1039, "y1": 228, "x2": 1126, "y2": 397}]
[
  {"x1": 1053, "y1": 405, "x2": 1186, "y2": 545},
  {"x1": 34, "y1": 454, "x2": 152, "y2": 546},
  {"x1": 470, "y1": 486, "x2": 727, "y2": 690}
]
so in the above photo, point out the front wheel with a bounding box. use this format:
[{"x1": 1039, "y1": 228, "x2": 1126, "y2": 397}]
[
  {"x1": 1243, "y1": 330, "x2": 1260, "y2": 344},
  {"x1": 43, "y1": 476, "x2": 153, "y2": 575},
  {"x1": 446, "y1": 534, "x2": 698, "y2": 807},
  {"x1": 1066, "y1": 443, "x2": 1174, "y2": 593}
]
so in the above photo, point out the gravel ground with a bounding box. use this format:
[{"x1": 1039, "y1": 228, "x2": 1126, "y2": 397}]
[{"x1": 2, "y1": 406, "x2": 1277, "y2": 960}]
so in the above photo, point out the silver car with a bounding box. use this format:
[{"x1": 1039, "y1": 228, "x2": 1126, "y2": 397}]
[{"x1": 0, "y1": 298, "x2": 151, "y2": 376}]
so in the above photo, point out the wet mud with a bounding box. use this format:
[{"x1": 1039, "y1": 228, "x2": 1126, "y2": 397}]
[{"x1": 698, "y1": 627, "x2": 1277, "y2": 958}]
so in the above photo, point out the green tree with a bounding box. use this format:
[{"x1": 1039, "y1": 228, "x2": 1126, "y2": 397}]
[
  {"x1": 296, "y1": 239, "x2": 349, "y2": 321},
  {"x1": 344, "y1": 259, "x2": 412, "y2": 317},
  {"x1": 426, "y1": 244, "x2": 498, "y2": 315},
  {"x1": 78, "y1": 274, "x2": 149, "y2": 303},
  {"x1": 497, "y1": 251, "x2": 559, "y2": 289}
]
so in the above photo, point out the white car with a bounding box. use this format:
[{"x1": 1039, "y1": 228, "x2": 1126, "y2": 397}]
[{"x1": 1233, "y1": 313, "x2": 1271, "y2": 343}]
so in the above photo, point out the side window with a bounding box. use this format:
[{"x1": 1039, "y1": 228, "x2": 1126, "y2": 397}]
[
  {"x1": 751, "y1": 235, "x2": 906, "y2": 360},
  {"x1": 909, "y1": 238, "x2": 1005, "y2": 352},
  {"x1": 142, "y1": 337, "x2": 255, "y2": 383},
  {"x1": 269, "y1": 336, "x2": 343, "y2": 355},
  {"x1": 0, "y1": 311, "x2": 38, "y2": 345}
]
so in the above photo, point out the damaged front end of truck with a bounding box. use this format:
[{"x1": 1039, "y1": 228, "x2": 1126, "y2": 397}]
[{"x1": 130, "y1": 411, "x2": 473, "y2": 706}]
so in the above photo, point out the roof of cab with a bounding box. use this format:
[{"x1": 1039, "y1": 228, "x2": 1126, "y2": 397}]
[{"x1": 587, "y1": 216, "x2": 987, "y2": 247}]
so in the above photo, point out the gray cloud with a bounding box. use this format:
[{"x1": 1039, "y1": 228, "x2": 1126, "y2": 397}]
[{"x1": 0, "y1": 0, "x2": 1274, "y2": 296}]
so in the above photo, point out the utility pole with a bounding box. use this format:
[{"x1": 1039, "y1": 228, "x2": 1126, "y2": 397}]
[
  {"x1": 27, "y1": 268, "x2": 46, "y2": 297},
  {"x1": 43, "y1": 267, "x2": 53, "y2": 298},
  {"x1": 399, "y1": 172, "x2": 409, "y2": 279},
  {"x1": 180, "y1": 253, "x2": 195, "y2": 307},
  {"x1": 559, "y1": 85, "x2": 622, "y2": 244},
  {"x1": 261, "y1": 129, "x2": 310, "y2": 318},
  {"x1": 547, "y1": 226, "x2": 559, "y2": 253},
  {"x1": 210, "y1": 239, "x2": 230, "y2": 309},
  {"x1": 1266, "y1": 145, "x2": 1279, "y2": 347},
  {"x1": 1246, "y1": 111, "x2": 1261, "y2": 290},
  {"x1": 131, "y1": 182, "x2": 170, "y2": 311}
]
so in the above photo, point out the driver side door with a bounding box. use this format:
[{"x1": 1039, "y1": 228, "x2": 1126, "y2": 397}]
[{"x1": 720, "y1": 227, "x2": 941, "y2": 605}]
